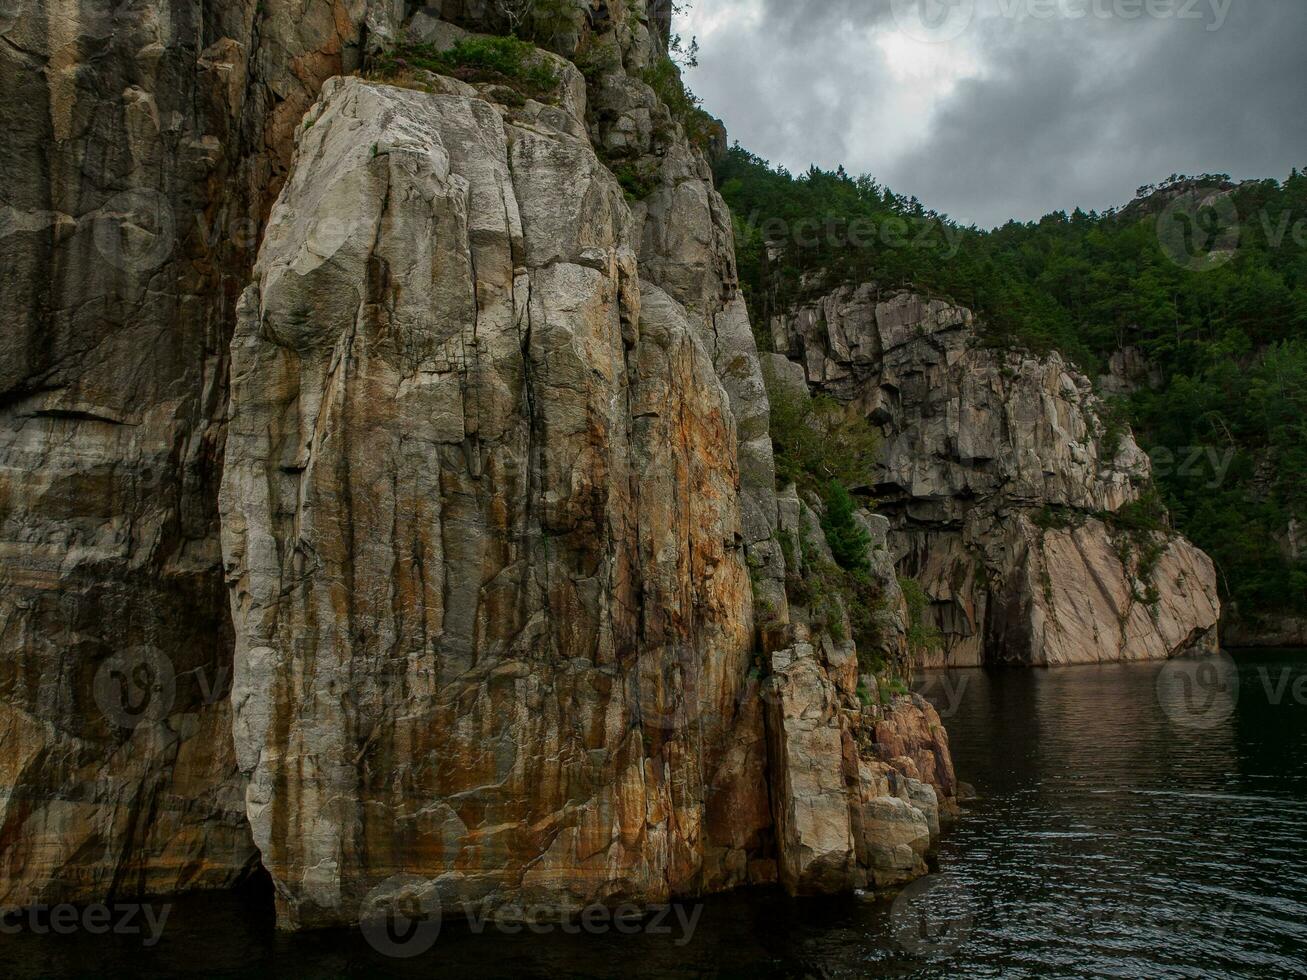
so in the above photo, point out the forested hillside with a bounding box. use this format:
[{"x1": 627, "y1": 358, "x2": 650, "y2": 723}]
[{"x1": 716, "y1": 147, "x2": 1307, "y2": 624}]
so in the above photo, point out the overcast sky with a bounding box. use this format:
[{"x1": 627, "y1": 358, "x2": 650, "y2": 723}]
[{"x1": 681, "y1": 0, "x2": 1307, "y2": 228}]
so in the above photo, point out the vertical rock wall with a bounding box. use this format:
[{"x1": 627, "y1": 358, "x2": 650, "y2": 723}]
[
  {"x1": 219, "y1": 69, "x2": 767, "y2": 926},
  {"x1": 772, "y1": 283, "x2": 1221, "y2": 667},
  {"x1": 0, "y1": 0, "x2": 375, "y2": 906}
]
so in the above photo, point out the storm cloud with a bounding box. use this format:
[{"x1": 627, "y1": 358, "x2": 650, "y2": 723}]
[{"x1": 683, "y1": 0, "x2": 1307, "y2": 227}]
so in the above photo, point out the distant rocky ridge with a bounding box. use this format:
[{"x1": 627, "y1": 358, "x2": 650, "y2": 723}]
[{"x1": 770, "y1": 282, "x2": 1221, "y2": 667}]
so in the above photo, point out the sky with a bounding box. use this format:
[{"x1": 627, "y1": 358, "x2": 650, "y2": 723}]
[{"x1": 680, "y1": 0, "x2": 1307, "y2": 228}]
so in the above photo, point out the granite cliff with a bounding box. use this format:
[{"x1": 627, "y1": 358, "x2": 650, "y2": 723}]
[
  {"x1": 770, "y1": 282, "x2": 1221, "y2": 668},
  {"x1": 1, "y1": 1, "x2": 954, "y2": 928}
]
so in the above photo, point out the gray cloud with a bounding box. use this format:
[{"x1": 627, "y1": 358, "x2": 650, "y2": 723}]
[
  {"x1": 754, "y1": 0, "x2": 895, "y2": 39},
  {"x1": 685, "y1": 0, "x2": 1307, "y2": 227}
]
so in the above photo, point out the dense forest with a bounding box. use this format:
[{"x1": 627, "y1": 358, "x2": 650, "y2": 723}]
[{"x1": 714, "y1": 146, "x2": 1307, "y2": 624}]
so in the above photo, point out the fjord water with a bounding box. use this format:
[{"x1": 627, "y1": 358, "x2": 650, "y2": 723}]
[{"x1": 4, "y1": 651, "x2": 1305, "y2": 978}]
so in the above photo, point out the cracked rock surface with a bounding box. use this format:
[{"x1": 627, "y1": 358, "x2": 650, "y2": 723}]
[{"x1": 772, "y1": 282, "x2": 1220, "y2": 667}]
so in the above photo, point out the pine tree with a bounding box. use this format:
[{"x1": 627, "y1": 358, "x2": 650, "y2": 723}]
[{"x1": 821, "y1": 480, "x2": 870, "y2": 573}]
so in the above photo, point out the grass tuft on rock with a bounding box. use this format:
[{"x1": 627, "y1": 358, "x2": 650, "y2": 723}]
[{"x1": 371, "y1": 36, "x2": 560, "y2": 101}]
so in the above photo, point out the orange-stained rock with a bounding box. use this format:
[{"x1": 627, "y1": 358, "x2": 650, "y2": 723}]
[{"x1": 0, "y1": 0, "x2": 375, "y2": 906}]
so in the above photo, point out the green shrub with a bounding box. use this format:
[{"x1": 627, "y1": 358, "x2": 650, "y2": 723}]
[
  {"x1": 898, "y1": 575, "x2": 942, "y2": 662},
  {"x1": 714, "y1": 150, "x2": 1307, "y2": 623},
  {"x1": 1104, "y1": 486, "x2": 1169, "y2": 535},
  {"x1": 763, "y1": 365, "x2": 882, "y2": 493},
  {"x1": 515, "y1": 0, "x2": 579, "y2": 50},
  {"x1": 875, "y1": 675, "x2": 910, "y2": 705},
  {"x1": 613, "y1": 162, "x2": 659, "y2": 202},
  {"x1": 641, "y1": 55, "x2": 717, "y2": 149},
  {"x1": 1101, "y1": 487, "x2": 1170, "y2": 608},
  {"x1": 1032, "y1": 504, "x2": 1084, "y2": 531},
  {"x1": 821, "y1": 480, "x2": 871, "y2": 573},
  {"x1": 1096, "y1": 395, "x2": 1131, "y2": 461},
  {"x1": 371, "y1": 37, "x2": 559, "y2": 100}
]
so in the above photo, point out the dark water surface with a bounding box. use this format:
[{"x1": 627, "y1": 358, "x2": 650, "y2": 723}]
[{"x1": 4, "y1": 650, "x2": 1305, "y2": 978}]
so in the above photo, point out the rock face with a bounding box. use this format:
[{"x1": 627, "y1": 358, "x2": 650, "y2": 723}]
[
  {"x1": 220, "y1": 67, "x2": 767, "y2": 926},
  {"x1": 772, "y1": 283, "x2": 1221, "y2": 667},
  {"x1": 0, "y1": 3, "x2": 955, "y2": 927},
  {"x1": 0, "y1": 0, "x2": 377, "y2": 906},
  {"x1": 1098, "y1": 346, "x2": 1161, "y2": 397},
  {"x1": 764, "y1": 487, "x2": 954, "y2": 893},
  {"x1": 1222, "y1": 615, "x2": 1307, "y2": 648}
]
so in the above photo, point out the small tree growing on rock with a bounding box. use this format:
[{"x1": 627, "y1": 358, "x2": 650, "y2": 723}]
[{"x1": 821, "y1": 480, "x2": 871, "y2": 573}]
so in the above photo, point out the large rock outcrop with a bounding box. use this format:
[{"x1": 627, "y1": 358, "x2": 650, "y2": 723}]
[
  {"x1": 1, "y1": 2, "x2": 955, "y2": 927},
  {"x1": 219, "y1": 68, "x2": 768, "y2": 926},
  {"x1": 0, "y1": 0, "x2": 380, "y2": 906},
  {"x1": 763, "y1": 485, "x2": 953, "y2": 894},
  {"x1": 772, "y1": 283, "x2": 1221, "y2": 667}
]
